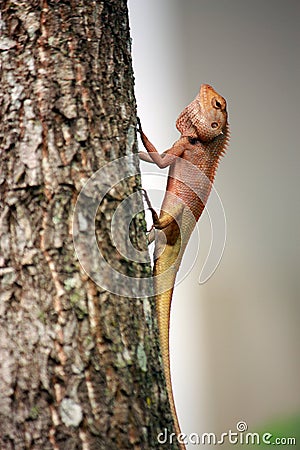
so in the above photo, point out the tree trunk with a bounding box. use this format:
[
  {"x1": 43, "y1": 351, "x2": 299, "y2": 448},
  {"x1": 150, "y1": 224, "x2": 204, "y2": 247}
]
[{"x1": 0, "y1": 1, "x2": 179, "y2": 448}]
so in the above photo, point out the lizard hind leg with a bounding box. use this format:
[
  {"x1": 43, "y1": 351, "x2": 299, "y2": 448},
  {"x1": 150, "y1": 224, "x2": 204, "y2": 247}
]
[{"x1": 141, "y1": 189, "x2": 160, "y2": 227}]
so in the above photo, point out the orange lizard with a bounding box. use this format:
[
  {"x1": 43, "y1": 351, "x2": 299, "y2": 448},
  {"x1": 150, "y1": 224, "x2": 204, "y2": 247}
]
[{"x1": 138, "y1": 84, "x2": 229, "y2": 449}]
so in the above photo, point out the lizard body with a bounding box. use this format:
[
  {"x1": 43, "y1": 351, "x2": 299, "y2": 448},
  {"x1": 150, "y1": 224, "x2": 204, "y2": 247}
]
[{"x1": 138, "y1": 84, "x2": 229, "y2": 449}]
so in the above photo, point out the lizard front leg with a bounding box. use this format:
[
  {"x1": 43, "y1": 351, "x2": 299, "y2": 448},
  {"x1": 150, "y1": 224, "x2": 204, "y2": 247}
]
[{"x1": 137, "y1": 118, "x2": 186, "y2": 168}]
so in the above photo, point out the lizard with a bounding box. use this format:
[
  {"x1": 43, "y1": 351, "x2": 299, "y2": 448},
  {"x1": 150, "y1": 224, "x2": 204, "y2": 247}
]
[{"x1": 137, "y1": 84, "x2": 229, "y2": 449}]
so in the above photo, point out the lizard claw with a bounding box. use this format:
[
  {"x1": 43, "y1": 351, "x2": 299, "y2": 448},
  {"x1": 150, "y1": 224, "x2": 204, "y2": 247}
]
[
  {"x1": 141, "y1": 188, "x2": 151, "y2": 208},
  {"x1": 146, "y1": 223, "x2": 155, "y2": 233},
  {"x1": 136, "y1": 117, "x2": 142, "y2": 134},
  {"x1": 142, "y1": 189, "x2": 159, "y2": 224},
  {"x1": 147, "y1": 227, "x2": 155, "y2": 245},
  {"x1": 141, "y1": 189, "x2": 160, "y2": 227}
]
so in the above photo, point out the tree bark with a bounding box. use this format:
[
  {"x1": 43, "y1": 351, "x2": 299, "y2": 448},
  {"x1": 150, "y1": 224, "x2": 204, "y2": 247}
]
[{"x1": 0, "y1": 1, "x2": 179, "y2": 449}]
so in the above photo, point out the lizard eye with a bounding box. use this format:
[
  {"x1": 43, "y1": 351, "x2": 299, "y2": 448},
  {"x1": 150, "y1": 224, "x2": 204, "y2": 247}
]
[
  {"x1": 212, "y1": 97, "x2": 222, "y2": 109},
  {"x1": 211, "y1": 122, "x2": 219, "y2": 129}
]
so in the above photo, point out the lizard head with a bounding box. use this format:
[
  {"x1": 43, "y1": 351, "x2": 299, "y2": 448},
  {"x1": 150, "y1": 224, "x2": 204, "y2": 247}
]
[{"x1": 176, "y1": 84, "x2": 228, "y2": 142}]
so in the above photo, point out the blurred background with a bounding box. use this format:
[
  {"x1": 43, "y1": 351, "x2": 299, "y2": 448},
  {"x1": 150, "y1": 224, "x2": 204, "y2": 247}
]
[{"x1": 129, "y1": 0, "x2": 300, "y2": 448}]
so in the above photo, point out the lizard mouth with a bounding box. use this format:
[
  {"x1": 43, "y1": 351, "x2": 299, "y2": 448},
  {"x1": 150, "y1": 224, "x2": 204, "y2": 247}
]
[
  {"x1": 199, "y1": 83, "x2": 214, "y2": 105},
  {"x1": 200, "y1": 84, "x2": 226, "y2": 111}
]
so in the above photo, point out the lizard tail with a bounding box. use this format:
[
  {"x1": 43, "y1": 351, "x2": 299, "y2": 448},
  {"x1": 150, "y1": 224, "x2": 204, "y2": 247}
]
[
  {"x1": 156, "y1": 288, "x2": 180, "y2": 426},
  {"x1": 154, "y1": 245, "x2": 186, "y2": 450}
]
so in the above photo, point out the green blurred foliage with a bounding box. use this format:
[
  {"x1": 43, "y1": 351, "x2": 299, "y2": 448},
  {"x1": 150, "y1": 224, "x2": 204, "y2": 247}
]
[{"x1": 239, "y1": 414, "x2": 300, "y2": 449}]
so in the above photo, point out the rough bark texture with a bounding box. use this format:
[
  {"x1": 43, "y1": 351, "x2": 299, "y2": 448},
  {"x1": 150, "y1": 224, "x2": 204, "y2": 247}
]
[{"x1": 0, "y1": 1, "x2": 179, "y2": 449}]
